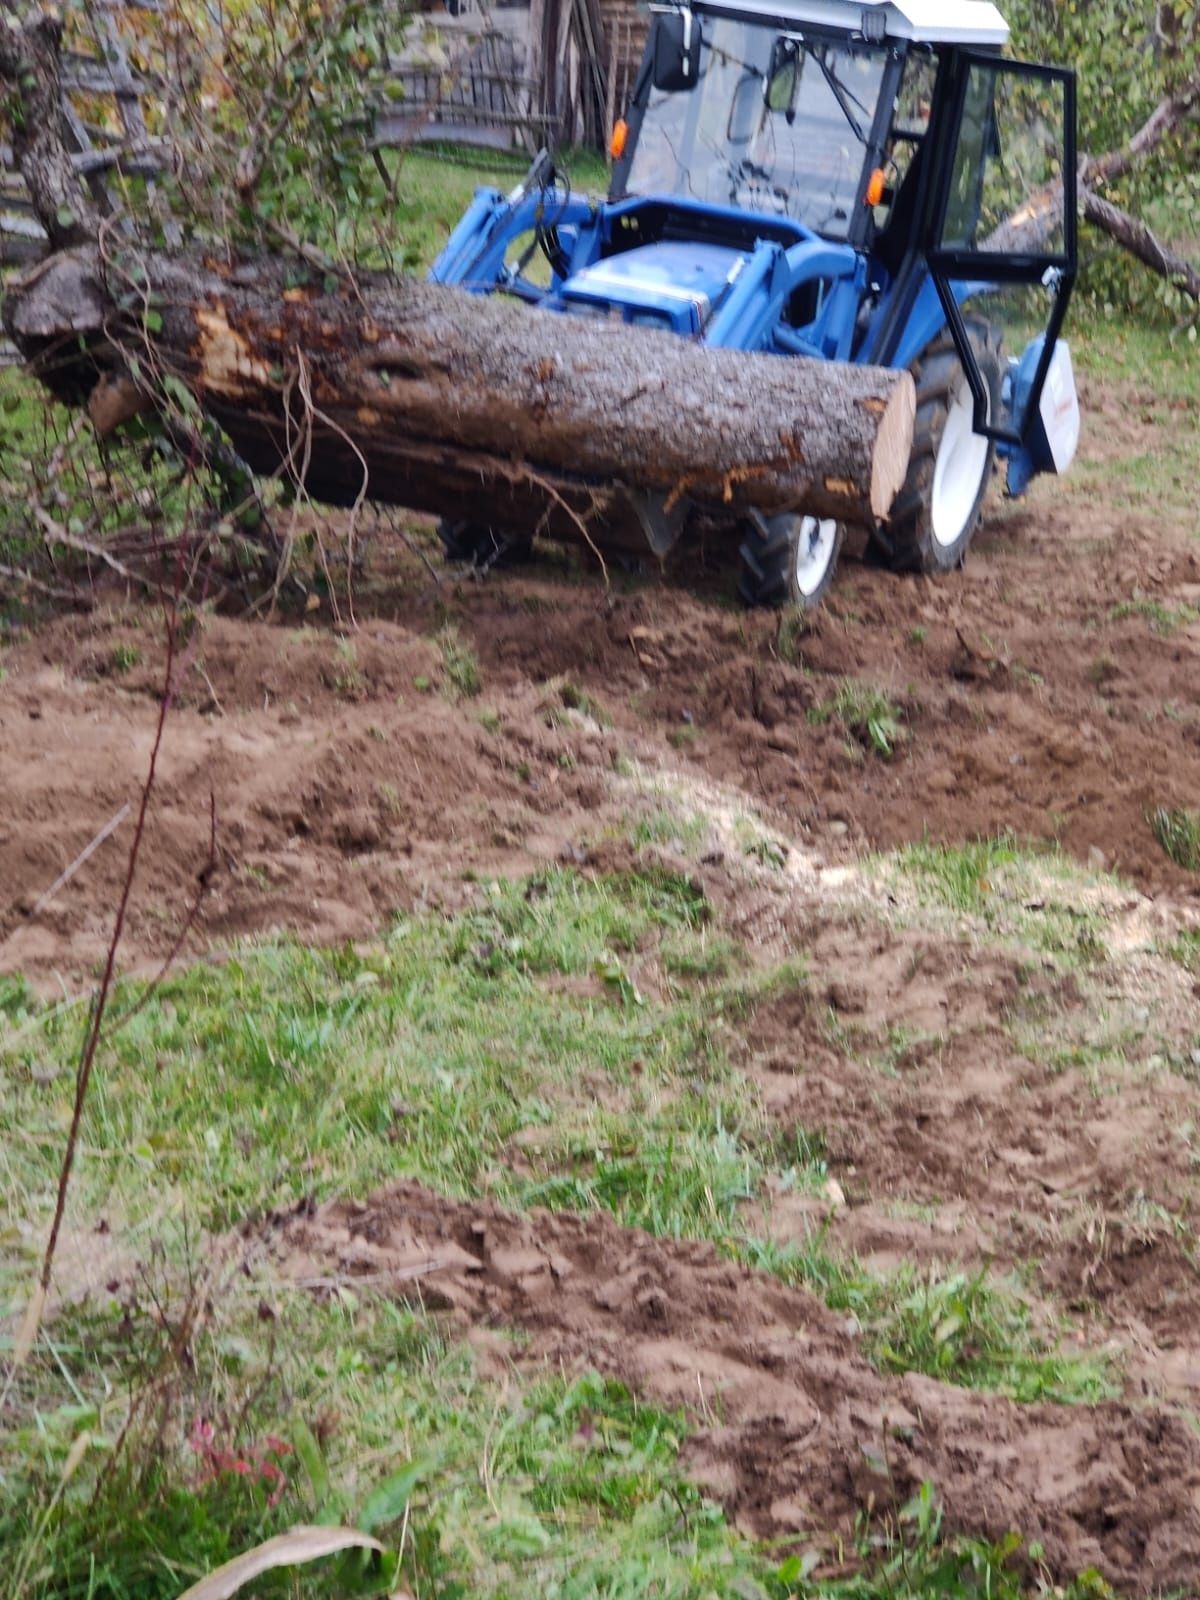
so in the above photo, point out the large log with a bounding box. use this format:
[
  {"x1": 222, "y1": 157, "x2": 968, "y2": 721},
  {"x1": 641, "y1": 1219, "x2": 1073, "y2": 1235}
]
[{"x1": 3, "y1": 245, "x2": 916, "y2": 538}]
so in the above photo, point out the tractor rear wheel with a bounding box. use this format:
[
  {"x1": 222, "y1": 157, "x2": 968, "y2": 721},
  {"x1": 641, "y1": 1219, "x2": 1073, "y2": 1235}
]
[
  {"x1": 438, "y1": 519, "x2": 532, "y2": 569},
  {"x1": 737, "y1": 509, "x2": 843, "y2": 611},
  {"x1": 886, "y1": 318, "x2": 1001, "y2": 575}
]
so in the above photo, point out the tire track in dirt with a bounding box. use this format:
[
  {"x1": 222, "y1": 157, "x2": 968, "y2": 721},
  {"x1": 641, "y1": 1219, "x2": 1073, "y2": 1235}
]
[
  {"x1": 6, "y1": 390, "x2": 1200, "y2": 984},
  {"x1": 263, "y1": 1180, "x2": 1200, "y2": 1595},
  {"x1": 725, "y1": 870, "x2": 1200, "y2": 1405}
]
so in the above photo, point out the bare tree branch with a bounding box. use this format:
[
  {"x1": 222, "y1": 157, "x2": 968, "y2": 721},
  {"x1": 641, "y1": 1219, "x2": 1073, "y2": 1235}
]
[
  {"x1": 1082, "y1": 72, "x2": 1200, "y2": 189},
  {"x1": 1082, "y1": 185, "x2": 1200, "y2": 305}
]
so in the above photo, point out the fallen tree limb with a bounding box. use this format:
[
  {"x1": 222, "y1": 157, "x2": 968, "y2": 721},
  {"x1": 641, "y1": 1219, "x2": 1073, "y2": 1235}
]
[
  {"x1": 1083, "y1": 186, "x2": 1200, "y2": 304},
  {"x1": 3, "y1": 245, "x2": 917, "y2": 531},
  {"x1": 986, "y1": 71, "x2": 1200, "y2": 304},
  {"x1": 1082, "y1": 72, "x2": 1200, "y2": 190}
]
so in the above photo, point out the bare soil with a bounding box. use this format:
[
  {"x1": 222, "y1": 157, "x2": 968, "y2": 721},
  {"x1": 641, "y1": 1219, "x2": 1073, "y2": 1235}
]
[
  {"x1": 4, "y1": 368, "x2": 1200, "y2": 1591},
  {"x1": 262, "y1": 1180, "x2": 1200, "y2": 1594},
  {"x1": 3, "y1": 383, "x2": 1200, "y2": 986}
]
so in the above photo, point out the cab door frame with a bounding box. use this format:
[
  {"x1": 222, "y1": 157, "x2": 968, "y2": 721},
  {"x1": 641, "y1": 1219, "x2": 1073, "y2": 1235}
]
[{"x1": 922, "y1": 50, "x2": 1078, "y2": 445}]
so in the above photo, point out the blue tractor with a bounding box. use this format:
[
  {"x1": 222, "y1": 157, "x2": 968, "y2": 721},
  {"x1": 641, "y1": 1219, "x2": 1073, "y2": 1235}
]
[{"x1": 430, "y1": 0, "x2": 1080, "y2": 608}]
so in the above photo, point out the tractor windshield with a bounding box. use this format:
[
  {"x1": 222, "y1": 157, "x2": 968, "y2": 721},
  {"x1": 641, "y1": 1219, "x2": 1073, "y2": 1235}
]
[{"x1": 626, "y1": 18, "x2": 887, "y2": 238}]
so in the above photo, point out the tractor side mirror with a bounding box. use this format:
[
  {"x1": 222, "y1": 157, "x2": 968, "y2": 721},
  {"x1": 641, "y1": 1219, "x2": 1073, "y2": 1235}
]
[
  {"x1": 652, "y1": 9, "x2": 701, "y2": 92},
  {"x1": 765, "y1": 37, "x2": 799, "y2": 117}
]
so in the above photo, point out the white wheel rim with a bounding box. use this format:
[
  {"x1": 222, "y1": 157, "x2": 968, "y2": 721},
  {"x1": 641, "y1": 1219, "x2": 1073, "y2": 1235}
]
[
  {"x1": 794, "y1": 515, "x2": 838, "y2": 598},
  {"x1": 931, "y1": 376, "x2": 990, "y2": 550}
]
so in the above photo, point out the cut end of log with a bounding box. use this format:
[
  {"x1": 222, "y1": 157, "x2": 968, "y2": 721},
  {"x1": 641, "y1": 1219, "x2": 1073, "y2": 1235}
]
[{"x1": 868, "y1": 371, "x2": 916, "y2": 522}]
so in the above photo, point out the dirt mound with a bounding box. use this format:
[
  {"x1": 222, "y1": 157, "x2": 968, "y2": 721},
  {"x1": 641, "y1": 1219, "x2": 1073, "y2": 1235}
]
[
  {"x1": 742, "y1": 907, "x2": 1200, "y2": 1377},
  {"x1": 453, "y1": 523, "x2": 1200, "y2": 897},
  {"x1": 0, "y1": 609, "x2": 617, "y2": 983},
  {"x1": 6, "y1": 373, "x2": 1200, "y2": 985},
  {"x1": 263, "y1": 1181, "x2": 1200, "y2": 1594}
]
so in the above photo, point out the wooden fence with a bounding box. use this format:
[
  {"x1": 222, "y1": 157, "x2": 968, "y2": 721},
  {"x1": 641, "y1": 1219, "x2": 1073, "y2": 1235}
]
[
  {"x1": 1, "y1": 0, "x2": 167, "y2": 268},
  {"x1": 1, "y1": 0, "x2": 643, "y2": 277}
]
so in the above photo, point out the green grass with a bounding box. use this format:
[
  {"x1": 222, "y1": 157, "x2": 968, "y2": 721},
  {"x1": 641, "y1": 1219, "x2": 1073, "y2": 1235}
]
[
  {"x1": 2, "y1": 1288, "x2": 780, "y2": 1600},
  {"x1": 558, "y1": 679, "x2": 611, "y2": 726},
  {"x1": 1166, "y1": 929, "x2": 1200, "y2": 972},
  {"x1": 2, "y1": 869, "x2": 1106, "y2": 1396},
  {"x1": 382, "y1": 146, "x2": 608, "y2": 275},
  {"x1": 1, "y1": 863, "x2": 1118, "y2": 1598},
  {"x1": 776, "y1": 609, "x2": 813, "y2": 665},
  {"x1": 1107, "y1": 597, "x2": 1200, "y2": 636},
  {"x1": 1069, "y1": 318, "x2": 1200, "y2": 407},
  {"x1": 0, "y1": 1286, "x2": 1113, "y2": 1600},
  {"x1": 628, "y1": 807, "x2": 708, "y2": 856},
  {"x1": 437, "y1": 624, "x2": 482, "y2": 700},
  {"x1": 887, "y1": 837, "x2": 1109, "y2": 965},
  {"x1": 808, "y1": 680, "x2": 905, "y2": 759},
  {"x1": 1150, "y1": 806, "x2": 1200, "y2": 872},
  {"x1": 1065, "y1": 319, "x2": 1200, "y2": 523}
]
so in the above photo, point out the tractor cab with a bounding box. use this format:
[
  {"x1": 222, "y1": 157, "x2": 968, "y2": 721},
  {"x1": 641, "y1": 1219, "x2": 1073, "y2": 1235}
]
[
  {"x1": 430, "y1": 0, "x2": 1080, "y2": 607},
  {"x1": 599, "y1": 0, "x2": 1077, "y2": 460}
]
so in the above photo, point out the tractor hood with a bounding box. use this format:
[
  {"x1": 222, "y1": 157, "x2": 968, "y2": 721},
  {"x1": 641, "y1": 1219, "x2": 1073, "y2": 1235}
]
[{"x1": 559, "y1": 241, "x2": 748, "y2": 334}]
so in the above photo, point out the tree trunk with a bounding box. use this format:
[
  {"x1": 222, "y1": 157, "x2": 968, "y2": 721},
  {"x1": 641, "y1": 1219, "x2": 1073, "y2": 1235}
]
[
  {"x1": 4, "y1": 246, "x2": 916, "y2": 536},
  {"x1": 0, "y1": 7, "x2": 99, "y2": 250},
  {"x1": 1082, "y1": 187, "x2": 1200, "y2": 305}
]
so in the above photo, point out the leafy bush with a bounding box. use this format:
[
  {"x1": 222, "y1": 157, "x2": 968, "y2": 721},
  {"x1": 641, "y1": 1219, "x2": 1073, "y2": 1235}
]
[{"x1": 1005, "y1": 0, "x2": 1200, "y2": 316}]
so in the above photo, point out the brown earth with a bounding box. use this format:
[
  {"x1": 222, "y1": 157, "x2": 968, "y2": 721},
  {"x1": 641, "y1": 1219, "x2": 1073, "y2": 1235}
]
[
  {"x1": 3, "y1": 381, "x2": 1200, "y2": 989},
  {"x1": 262, "y1": 1179, "x2": 1200, "y2": 1595},
  {"x1": 4, "y1": 368, "x2": 1200, "y2": 1591}
]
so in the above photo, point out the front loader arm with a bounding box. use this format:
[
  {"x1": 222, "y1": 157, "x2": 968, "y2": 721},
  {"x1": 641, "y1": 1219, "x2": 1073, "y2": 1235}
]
[{"x1": 430, "y1": 180, "x2": 598, "y2": 298}]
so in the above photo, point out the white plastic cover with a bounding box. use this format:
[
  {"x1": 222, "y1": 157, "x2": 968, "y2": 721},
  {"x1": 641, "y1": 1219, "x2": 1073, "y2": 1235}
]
[
  {"x1": 1039, "y1": 339, "x2": 1080, "y2": 474},
  {"x1": 695, "y1": 0, "x2": 1009, "y2": 47}
]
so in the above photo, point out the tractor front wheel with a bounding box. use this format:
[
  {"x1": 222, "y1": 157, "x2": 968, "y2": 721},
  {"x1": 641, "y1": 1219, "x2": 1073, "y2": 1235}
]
[
  {"x1": 737, "y1": 509, "x2": 843, "y2": 611},
  {"x1": 886, "y1": 319, "x2": 1001, "y2": 575}
]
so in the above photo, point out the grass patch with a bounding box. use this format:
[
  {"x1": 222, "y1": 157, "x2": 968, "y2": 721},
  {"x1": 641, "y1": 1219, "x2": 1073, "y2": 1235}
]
[
  {"x1": 734, "y1": 817, "x2": 788, "y2": 870},
  {"x1": 1166, "y1": 929, "x2": 1200, "y2": 972},
  {"x1": 1150, "y1": 806, "x2": 1200, "y2": 872},
  {"x1": 437, "y1": 625, "x2": 482, "y2": 700},
  {"x1": 628, "y1": 807, "x2": 708, "y2": 856},
  {"x1": 1, "y1": 1285, "x2": 1112, "y2": 1600},
  {"x1": 742, "y1": 1235, "x2": 1112, "y2": 1407},
  {"x1": 383, "y1": 145, "x2": 608, "y2": 275},
  {"x1": 888, "y1": 837, "x2": 1109, "y2": 965},
  {"x1": 2, "y1": 869, "x2": 1106, "y2": 1410},
  {"x1": 1108, "y1": 597, "x2": 1200, "y2": 636},
  {"x1": 558, "y1": 679, "x2": 611, "y2": 726},
  {"x1": 1062, "y1": 321, "x2": 1200, "y2": 522},
  {"x1": 776, "y1": 609, "x2": 813, "y2": 665},
  {"x1": 809, "y1": 680, "x2": 904, "y2": 759},
  {"x1": 1, "y1": 864, "x2": 1120, "y2": 1597},
  {"x1": 330, "y1": 638, "x2": 366, "y2": 699},
  {"x1": 3, "y1": 1285, "x2": 789, "y2": 1600}
]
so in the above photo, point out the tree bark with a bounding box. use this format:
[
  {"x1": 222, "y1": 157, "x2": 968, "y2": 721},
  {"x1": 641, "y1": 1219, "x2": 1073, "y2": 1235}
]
[
  {"x1": 0, "y1": 5, "x2": 99, "y2": 250},
  {"x1": 4, "y1": 245, "x2": 917, "y2": 534},
  {"x1": 1082, "y1": 186, "x2": 1200, "y2": 304}
]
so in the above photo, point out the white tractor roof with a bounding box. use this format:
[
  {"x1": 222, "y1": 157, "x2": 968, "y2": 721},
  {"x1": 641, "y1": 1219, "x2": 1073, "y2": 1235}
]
[{"x1": 696, "y1": 0, "x2": 1010, "y2": 45}]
